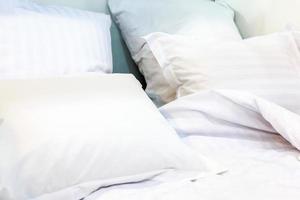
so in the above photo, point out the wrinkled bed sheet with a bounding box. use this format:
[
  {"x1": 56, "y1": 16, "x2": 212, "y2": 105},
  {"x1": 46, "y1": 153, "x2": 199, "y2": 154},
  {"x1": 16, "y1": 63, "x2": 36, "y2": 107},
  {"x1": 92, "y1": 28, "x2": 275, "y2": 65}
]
[{"x1": 85, "y1": 134, "x2": 300, "y2": 200}]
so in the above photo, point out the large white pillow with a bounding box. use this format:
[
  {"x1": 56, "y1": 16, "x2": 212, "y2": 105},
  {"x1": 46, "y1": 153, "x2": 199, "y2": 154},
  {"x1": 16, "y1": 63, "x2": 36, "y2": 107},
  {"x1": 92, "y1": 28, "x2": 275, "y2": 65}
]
[
  {"x1": 0, "y1": 74, "x2": 219, "y2": 200},
  {"x1": 145, "y1": 32, "x2": 300, "y2": 114},
  {"x1": 108, "y1": 0, "x2": 242, "y2": 105},
  {"x1": 0, "y1": 2, "x2": 112, "y2": 79}
]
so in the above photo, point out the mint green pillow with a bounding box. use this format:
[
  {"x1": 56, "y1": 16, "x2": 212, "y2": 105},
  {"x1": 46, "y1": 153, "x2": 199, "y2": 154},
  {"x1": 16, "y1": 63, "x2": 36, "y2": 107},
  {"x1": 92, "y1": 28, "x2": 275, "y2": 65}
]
[
  {"x1": 108, "y1": 0, "x2": 241, "y2": 56},
  {"x1": 108, "y1": 0, "x2": 241, "y2": 105}
]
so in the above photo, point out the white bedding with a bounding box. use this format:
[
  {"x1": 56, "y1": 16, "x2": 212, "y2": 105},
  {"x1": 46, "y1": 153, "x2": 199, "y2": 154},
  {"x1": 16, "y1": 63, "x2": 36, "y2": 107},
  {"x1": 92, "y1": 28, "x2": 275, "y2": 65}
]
[
  {"x1": 0, "y1": 74, "x2": 220, "y2": 200},
  {"x1": 145, "y1": 31, "x2": 300, "y2": 113},
  {"x1": 31, "y1": 90, "x2": 300, "y2": 200},
  {"x1": 80, "y1": 90, "x2": 300, "y2": 200},
  {"x1": 84, "y1": 136, "x2": 300, "y2": 200},
  {"x1": 0, "y1": 2, "x2": 112, "y2": 79}
]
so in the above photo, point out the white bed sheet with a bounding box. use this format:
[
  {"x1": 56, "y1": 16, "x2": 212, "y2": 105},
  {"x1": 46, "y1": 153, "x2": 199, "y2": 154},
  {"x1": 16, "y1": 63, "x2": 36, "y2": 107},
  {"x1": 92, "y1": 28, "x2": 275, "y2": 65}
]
[{"x1": 83, "y1": 134, "x2": 300, "y2": 200}]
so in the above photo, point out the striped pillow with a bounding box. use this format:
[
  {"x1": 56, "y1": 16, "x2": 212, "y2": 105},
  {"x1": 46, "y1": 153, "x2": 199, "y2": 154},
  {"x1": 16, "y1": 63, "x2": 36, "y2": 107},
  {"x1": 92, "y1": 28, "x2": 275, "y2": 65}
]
[
  {"x1": 145, "y1": 32, "x2": 300, "y2": 114},
  {"x1": 0, "y1": 2, "x2": 112, "y2": 78}
]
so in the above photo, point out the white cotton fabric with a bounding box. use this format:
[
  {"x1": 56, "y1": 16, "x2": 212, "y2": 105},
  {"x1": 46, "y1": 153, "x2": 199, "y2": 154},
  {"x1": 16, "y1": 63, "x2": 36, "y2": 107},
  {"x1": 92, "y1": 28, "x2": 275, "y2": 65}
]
[
  {"x1": 0, "y1": 2, "x2": 112, "y2": 79},
  {"x1": 0, "y1": 74, "x2": 220, "y2": 200},
  {"x1": 50, "y1": 90, "x2": 300, "y2": 200},
  {"x1": 160, "y1": 90, "x2": 300, "y2": 146},
  {"x1": 84, "y1": 128, "x2": 300, "y2": 200},
  {"x1": 10, "y1": 89, "x2": 300, "y2": 200},
  {"x1": 145, "y1": 32, "x2": 300, "y2": 114},
  {"x1": 108, "y1": 0, "x2": 241, "y2": 105}
]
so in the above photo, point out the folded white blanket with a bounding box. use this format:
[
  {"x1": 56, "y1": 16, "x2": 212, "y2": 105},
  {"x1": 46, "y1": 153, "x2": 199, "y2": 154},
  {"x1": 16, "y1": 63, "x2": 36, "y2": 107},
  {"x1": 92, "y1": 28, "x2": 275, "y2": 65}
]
[{"x1": 160, "y1": 90, "x2": 300, "y2": 151}]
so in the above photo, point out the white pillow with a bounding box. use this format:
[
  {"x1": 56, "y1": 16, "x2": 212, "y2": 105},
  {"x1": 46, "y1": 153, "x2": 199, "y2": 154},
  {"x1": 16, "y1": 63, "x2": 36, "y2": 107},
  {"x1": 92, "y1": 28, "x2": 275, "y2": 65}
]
[
  {"x1": 0, "y1": 74, "x2": 219, "y2": 200},
  {"x1": 108, "y1": 0, "x2": 242, "y2": 105},
  {"x1": 145, "y1": 32, "x2": 300, "y2": 114},
  {"x1": 0, "y1": 2, "x2": 112, "y2": 79}
]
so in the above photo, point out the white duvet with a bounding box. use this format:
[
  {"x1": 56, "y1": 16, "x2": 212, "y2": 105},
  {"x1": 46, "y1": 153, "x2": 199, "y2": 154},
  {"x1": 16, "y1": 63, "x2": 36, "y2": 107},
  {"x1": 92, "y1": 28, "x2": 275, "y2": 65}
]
[
  {"x1": 83, "y1": 90, "x2": 300, "y2": 200},
  {"x1": 161, "y1": 90, "x2": 300, "y2": 150}
]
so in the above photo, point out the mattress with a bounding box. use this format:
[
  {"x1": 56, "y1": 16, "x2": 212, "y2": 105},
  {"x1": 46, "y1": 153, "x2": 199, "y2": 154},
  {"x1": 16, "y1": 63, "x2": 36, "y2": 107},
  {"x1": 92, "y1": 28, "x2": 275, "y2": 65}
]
[{"x1": 84, "y1": 131, "x2": 300, "y2": 200}]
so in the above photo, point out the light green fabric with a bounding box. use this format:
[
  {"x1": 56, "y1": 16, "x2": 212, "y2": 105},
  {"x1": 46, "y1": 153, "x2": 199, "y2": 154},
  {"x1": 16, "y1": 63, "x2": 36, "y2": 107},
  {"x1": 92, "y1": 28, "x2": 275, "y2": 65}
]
[
  {"x1": 108, "y1": 0, "x2": 234, "y2": 56},
  {"x1": 33, "y1": 0, "x2": 146, "y2": 86}
]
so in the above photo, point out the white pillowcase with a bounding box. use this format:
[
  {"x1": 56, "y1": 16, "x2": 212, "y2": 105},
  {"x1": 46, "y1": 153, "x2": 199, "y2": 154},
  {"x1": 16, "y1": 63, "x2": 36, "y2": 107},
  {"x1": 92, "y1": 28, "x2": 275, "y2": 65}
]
[
  {"x1": 134, "y1": 45, "x2": 177, "y2": 105},
  {"x1": 0, "y1": 74, "x2": 219, "y2": 200},
  {"x1": 0, "y1": 2, "x2": 112, "y2": 79},
  {"x1": 108, "y1": 0, "x2": 242, "y2": 105},
  {"x1": 145, "y1": 32, "x2": 300, "y2": 114}
]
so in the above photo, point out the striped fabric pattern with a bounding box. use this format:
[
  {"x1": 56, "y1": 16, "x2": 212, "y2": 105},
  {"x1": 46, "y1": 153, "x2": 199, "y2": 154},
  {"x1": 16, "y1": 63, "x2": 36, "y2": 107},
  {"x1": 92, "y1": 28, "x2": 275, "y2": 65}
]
[
  {"x1": 0, "y1": 2, "x2": 112, "y2": 79},
  {"x1": 146, "y1": 32, "x2": 300, "y2": 114}
]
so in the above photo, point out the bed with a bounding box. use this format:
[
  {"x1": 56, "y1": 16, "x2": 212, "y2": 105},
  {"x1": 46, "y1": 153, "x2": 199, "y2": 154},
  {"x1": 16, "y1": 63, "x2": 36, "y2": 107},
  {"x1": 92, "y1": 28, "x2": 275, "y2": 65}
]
[{"x1": 1, "y1": 0, "x2": 300, "y2": 200}]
